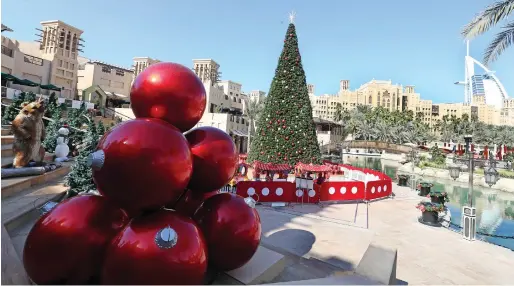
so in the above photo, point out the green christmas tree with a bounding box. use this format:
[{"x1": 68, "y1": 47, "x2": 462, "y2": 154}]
[
  {"x1": 42, "y1": 112, "x2": 62, "y2": 152},
  {"x1": 248, "y1": 22, "x2": 321, "y2": 165},
  {"x1": 2, "y1": 92, "x2": 37, "y2": 124},
  {"x1": 97, "y1": 121, "x2": 106, "y2": 137},
  {"x1": 44, "y1": 92, "x2": 59, "y2": 120},
  {"x1": 65, "y1": 119, "x2": 98, "y2": 195},
  {"x1": 42, "y1": 93, "x2": 67, "y2": 152},
  {"x1": 66, "y1": 102, "x2": 89, "y2": 154}
]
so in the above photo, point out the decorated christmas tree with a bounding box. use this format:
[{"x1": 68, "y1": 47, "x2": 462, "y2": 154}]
[
  {"x1": 44, "y1": 92, "x2": 59, "y2": 120},
  {"x1": 65, "y1": 118, "x2": 98, "y2": 195},
  {"x1": 42, "y1": 112, "x2": 62, "y2": 152},
  {"x1": 42, "y1": 93, "x2": 67, "y2": 151},
  {"x1": 66, "y1": 101, "x2": 89, "y2": 154},
  {"x1": 248, "y1": 16, "x2": 321, "y2": 165},
  {"x1": 97, "y1": 121, "x2": 106, "y2": 137},
  {"x1": 2, "y1": 92, "x2": 37, "y2": 124}
]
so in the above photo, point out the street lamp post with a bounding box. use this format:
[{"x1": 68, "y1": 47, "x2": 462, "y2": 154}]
[
  {"x1": 447, "y1": 135, "x2": 504, "y2": 241},
  {"x1": 464, "y1": 135, "x2": 473, "y2": 207},
  {"x1": 409, "y1": 148, "x2": 419, "y2": 191},
  {"x1": 484, "y1": 152, "x2": 500, "y2": 187},
  {"x1": 462, "y1": 135, "x2": 476, "y2": 241}
]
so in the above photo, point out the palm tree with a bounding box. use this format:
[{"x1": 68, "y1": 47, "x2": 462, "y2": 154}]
[
  {"x1": 244, "y1": 98, "x2": 265, "y2": 153},
  {"x1": 371, "y1": 121, "x2": 394, "y2": 142},
  {"x1": 334, "y1": 103, "x2": 344, "y2": 123},
  {"x1": 462, "y1": 0, "x2": 514, "y2": 65}
]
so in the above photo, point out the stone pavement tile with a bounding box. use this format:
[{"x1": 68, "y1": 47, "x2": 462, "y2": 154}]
[{"x1": 257, "y1": 182, "x2": 514, "y2": 285}]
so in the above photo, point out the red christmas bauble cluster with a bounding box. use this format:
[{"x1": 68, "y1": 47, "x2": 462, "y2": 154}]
[{"x1": 23, "y1": 62, "x2": 261, "y2": 285}]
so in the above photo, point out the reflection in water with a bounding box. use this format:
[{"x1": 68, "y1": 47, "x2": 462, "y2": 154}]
[{"x1": 343, "y1": 155, "x2": 514, "y2": 250}]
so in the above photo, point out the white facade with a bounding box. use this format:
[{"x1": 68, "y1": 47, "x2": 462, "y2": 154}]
[
  {"x1": 1, "y1": 20, "x2": 84, "y2": 99},
  {"x1": 459, "y1": 41, "x2": 509, "y2": 108},
  {"x1": 133, "y1": 57, "x2": 160, "y2": 78},
  {"x1": 77, "y1": 57, "x2": 133, "y2": 100},
  {"x1": 248, "y1": 90, "x2": 266, "y2": 104},
  {"x1": 307, "y1": 83, "x2": 315, "y2": 95},
  {"x1": 217, "y1": 80, "x2": 246, "y2": 111},
  {"x1": 195, "y1": 112, "x2": 249, "y2": 135},
  {"x1": 1, "y1": 37, "x2": 52, "y2": 95}
]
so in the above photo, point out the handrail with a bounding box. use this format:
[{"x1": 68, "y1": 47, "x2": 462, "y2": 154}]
[
  {"x1": 1, "y1": 102, "x2": 86, "y2": 133},
  {"x1": 104, "y1": 107, "x2": 133, "y2": 120}
]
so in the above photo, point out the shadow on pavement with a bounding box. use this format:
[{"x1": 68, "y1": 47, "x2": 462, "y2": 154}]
[{"x1": 263, "y1": 228, "x2": 315, "y2": 257}]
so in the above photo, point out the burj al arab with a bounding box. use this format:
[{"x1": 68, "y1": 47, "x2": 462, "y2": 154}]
[{"x1": 455, "y1": 41, "x2": 510, "y2": 110}]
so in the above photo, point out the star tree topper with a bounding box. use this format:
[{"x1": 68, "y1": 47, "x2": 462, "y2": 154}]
[{"x1": 289, "y1": 11, "x2": 296, "y2": 24}]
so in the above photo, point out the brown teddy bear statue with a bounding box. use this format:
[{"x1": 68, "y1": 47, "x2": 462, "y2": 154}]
[{"x1": 11, "y1": 98, "x2": 46, "y2": 168}]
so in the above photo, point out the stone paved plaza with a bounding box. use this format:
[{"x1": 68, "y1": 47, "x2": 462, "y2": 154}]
[{"x1": 258, "y1": 184, "x2": 514, "y2": 285}]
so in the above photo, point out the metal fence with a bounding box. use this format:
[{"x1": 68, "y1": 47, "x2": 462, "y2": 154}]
[{"x1": 219, "y1": 184, "x2": 236, "y2": 194}]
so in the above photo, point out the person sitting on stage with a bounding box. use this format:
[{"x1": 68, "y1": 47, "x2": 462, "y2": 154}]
[
  {"x1": 316, "y1": 172, "x2": 325, "y2": 185},
  {"x1": 265, "y1": 171, "x2": 273, "y2": 182}
]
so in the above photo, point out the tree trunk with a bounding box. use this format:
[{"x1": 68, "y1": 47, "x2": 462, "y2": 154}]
[{"x1": 247, "y1": 119, "x2": 252, "y2": 154}]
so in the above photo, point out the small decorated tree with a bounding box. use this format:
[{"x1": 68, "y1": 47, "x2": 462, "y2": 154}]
[
  {"x1": 65, "y1": 120, "x2": 98, "y2": 196},
  {"x1": 97, "y1": 121, "x2": 106, "y2": 137},
  {"x1": 42, "y1": 112, "x2": 62, "y2": 152},
  {"x1": 67, "y1": 102, "x2": 89, "y2": 155},
  {"x1": 42, "y1": 93, "x2": 67, "y2": 152},
  {"x1": 44, "y1": 92, "x2": 59, "y2": 122},
  {"x1": 2, "y1": 92, "x2": 37, "y2": 124}
]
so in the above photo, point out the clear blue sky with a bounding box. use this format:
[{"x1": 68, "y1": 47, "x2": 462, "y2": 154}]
[{"x1": 2, "y1": 0, "x2": 513, "y2": 103}]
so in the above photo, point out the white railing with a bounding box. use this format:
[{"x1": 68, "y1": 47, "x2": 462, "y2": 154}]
[{"x1": 1, "y1": 87, "x2": 94, "y2": 110}]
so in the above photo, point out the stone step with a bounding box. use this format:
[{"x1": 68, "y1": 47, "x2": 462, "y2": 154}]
[
  {"x1": 1, "y1": 225, "x2": 31, "y2": 285},
  {"x1": 2, "y1": 177, "x2": 68, "y2": 234},
  {"x1": 1, "y1": 153, "x2": 54, "y2": 168},
  {"x1": 1, "y1": 161, "x2": 72, "y2": 199},
  {"x1": 2, "y1": 144, "x2": 13, "y2": 157},
  {"x1": 1, "y1": 135, "x2": 14, "y2": 145},
  {"x1": 264, "y1": 274, "x2": 380, "y2": 285},
  {"x1": 2, "y1": 128, "x2": 11, "y2": 136}
]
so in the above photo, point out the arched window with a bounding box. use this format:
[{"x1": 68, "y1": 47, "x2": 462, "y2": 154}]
[{"x1": 368, "y1": 96, "x2": 372, "y2": 104}]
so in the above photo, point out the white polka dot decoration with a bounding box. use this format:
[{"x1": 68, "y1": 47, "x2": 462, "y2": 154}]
[
  {"x1": 247, "y1": 187, "x2": 255, "y2": 196},
  {"x1": 371, "y1": 187, "x2": 375, "y2": 193},
  {"x1": 340, "y1": 187, "x2": 347, "y2": 194},
  {"x1": 378, "y1": 186, "x2": 382, "y2": 193},
  {"x1": 384, "y1": 185, "x2": 388, "y2": 192},
  {"x1": 329, "y1": 187, "x2": 335, "y2": 194},
  {"x1": 351, "y1": 187, "x2": 358, "y2": 194},
  {"x1": 308, "y1": 189, "x2": 316, "y2": 198},
  {"x1": 276, "y1": 188, "x2": 283, "y2": 196},
  {"x1": 262, "y1": 187, "x2": 270, "y2": 196},
  {"x1": 296, "y1": 189, "x2": 304, "y2": 197}
]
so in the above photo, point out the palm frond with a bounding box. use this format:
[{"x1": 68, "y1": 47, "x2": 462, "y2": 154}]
[
  {"x1": 484, "y1": 21, "x2": 514, "y2": 64},
  {"x1": 461, "y1": 0, "x2": 514, "y2": 39}
]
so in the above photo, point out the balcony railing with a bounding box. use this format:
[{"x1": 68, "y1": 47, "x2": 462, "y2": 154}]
[{"x1": 1, "y1": 45, "x2": 13, "y2": 57}]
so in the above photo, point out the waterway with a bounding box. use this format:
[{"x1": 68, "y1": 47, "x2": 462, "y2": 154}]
[{"x1": 342, "y1": 154, "x2": 514, "y2": 251}]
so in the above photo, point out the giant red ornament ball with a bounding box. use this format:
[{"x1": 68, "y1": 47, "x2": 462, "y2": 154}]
[
  {"x1": 194, "y1": 193, "x2": 261, "y2": 271},
  {"x1": 23, "y1": 195, "x2": 128, "y2": 285},
  {"x1": 90, "y1": 118, "x2": 192, "y2": 215},
  {"x1": 102, "y1": 209, "x2": 207, "y2": 285},
  {"x1": 169, "y1": 189, "x2": 220, "y2": 217},
  {"x1": 130, "y1": 62, "x2": 206, "y2": 132},
  {"x1": 186, "y1": 126, "x2": 238, "y2": 192}
]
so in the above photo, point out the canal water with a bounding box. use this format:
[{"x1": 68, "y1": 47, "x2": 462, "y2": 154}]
[{"x1": 342, "y1": 155, "x2": 514, "y2": 251}]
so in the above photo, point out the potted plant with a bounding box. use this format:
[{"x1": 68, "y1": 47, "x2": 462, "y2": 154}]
[
  {"x1": 398, "y1": 174, "x2": 409, "y2": 186},
  {"x1": 416, "y1": 202, "x2": 444, "y2": 224},
  {"x1": 417, "y1": 182, "x2": 433, "y2": 196},
  {"x1": 428, "y1": 191, "x2": 449, "y2": 205}
]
